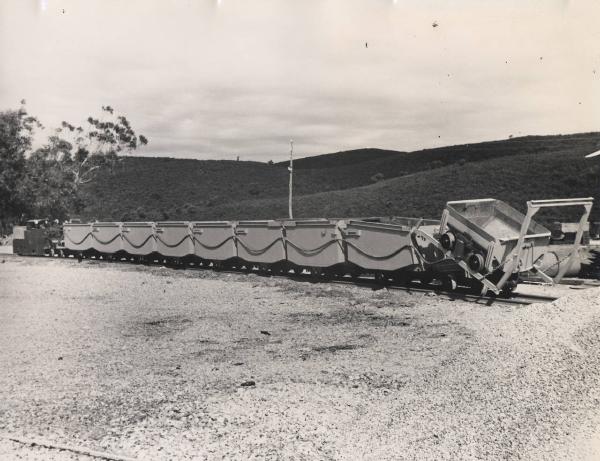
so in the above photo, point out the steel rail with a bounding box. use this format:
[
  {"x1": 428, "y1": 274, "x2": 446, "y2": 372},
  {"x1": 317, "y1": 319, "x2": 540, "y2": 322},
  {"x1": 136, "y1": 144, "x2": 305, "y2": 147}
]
[{"x1": 279, "y1": 272, "x2": 558, "y2": 306}]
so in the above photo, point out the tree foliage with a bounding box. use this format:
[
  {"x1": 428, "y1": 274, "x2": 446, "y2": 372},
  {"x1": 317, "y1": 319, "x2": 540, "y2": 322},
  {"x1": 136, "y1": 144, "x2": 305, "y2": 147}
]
[
  {"x1": 40, "y1": 105, "x2": 148, "y2": 189},
  {"x1": 0, "y1": 102, "x2": 41, "y2": 227},
  {"x1": 22, "y1": 143, "x2": 82, "y2": 220},
  {"x1": 0, "y1": 103, "x2": 148, "y2": 225}
]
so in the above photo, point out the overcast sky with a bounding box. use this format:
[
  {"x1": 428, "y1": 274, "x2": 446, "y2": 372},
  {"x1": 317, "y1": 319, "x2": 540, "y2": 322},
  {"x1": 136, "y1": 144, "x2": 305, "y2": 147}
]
[{"x1": 1, "y1": 0, "x2": 599, "y2": 161}]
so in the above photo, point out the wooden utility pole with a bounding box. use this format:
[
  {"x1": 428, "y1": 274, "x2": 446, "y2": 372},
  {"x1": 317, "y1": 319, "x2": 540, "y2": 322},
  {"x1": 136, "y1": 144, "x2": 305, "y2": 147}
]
[
  {"x1": 585, "y1": 150, "x2": 600, "y2": 159},
  {"x1": 585, "y1": 149, "x2": 600, "y2": 236},
  {"x1": 288, "y1": 140, "x2": 294, "y2": 219}
]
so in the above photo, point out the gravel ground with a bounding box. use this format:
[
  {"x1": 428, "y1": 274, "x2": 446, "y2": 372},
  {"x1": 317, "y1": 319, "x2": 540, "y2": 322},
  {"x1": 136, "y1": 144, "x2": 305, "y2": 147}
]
[{"x1": 1, "y1": 256, "x2": 600, "y2": 460}]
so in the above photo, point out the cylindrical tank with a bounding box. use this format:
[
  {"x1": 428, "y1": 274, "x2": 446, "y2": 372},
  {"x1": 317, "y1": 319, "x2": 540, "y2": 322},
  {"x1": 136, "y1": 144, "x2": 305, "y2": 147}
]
[{"x1": 536, "y1": 245, "x2": 582, "y2": 278}]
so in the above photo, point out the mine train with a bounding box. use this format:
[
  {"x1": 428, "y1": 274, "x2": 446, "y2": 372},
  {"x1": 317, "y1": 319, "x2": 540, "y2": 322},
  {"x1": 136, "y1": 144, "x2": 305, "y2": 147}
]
[{"x1": 13, "y1": 197, "x2": 594, "y2": 296}]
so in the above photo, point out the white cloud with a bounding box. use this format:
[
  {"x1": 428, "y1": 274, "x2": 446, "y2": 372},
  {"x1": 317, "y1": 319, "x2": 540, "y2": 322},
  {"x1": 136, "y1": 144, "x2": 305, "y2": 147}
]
[{"x1": 1, "y1": 0, "x2": 598, "y2": 161}]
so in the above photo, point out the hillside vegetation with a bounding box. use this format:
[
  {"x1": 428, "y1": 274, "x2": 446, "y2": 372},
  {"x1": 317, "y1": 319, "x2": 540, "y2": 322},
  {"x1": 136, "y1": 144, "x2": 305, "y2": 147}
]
[
  {"x1": 80, "y1": 132, "x2": 600, "y2": 222},
  {"x1": 208, "y1": 147, "x2": 600, "y2": 223}
]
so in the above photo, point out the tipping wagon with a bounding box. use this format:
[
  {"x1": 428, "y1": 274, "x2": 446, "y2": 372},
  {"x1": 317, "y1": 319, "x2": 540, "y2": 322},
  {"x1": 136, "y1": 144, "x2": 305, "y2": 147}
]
[{"x1": 438, "y1": 198, "x2": 593, "y2": 294}]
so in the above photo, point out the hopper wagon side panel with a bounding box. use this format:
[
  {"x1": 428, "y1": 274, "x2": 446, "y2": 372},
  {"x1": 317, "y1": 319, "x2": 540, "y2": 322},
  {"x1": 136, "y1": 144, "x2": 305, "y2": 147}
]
[
  {"x1": 192, "y1": 222, "x2": 237, "y2": 261},
  {"x1": 235, "y1": 221, "x2": 286, "y2": 264},
  {"x1": 63, "y1": 224, "x2": 94, "y2": 252},
  {"x1": 345, "y1": 221, "x2": 418, "y2": 272},
  {"x1": 284, "y1": 220, "x2": 345, "y2": 268},
  {"x1": 90, "y1": 223, "x2": 123, "y2": 254},
  {"x1": 155, "y1": 222, "x2": 193, "y2": 258},
  {"x1": 122, "y1": 222, "x2": 156, "y2": 255}
]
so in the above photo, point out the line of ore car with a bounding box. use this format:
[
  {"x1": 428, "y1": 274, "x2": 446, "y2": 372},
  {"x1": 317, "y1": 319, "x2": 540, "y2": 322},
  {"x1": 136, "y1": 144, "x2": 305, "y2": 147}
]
[{"x1": 13, "y1": 197, "x2": 593, "y2": 296}]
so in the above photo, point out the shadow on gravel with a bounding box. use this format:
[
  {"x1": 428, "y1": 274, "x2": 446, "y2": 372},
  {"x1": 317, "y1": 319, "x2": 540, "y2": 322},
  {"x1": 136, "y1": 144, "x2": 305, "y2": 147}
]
[
  {"x1": 123, "y1": 315, "x2": 193, "y2": 338},
  {"x1": 312, "y1": 344, "x2": 362, "y2": 353},
  {"x1": 288, "y1": 309, "x2": 413, "y2": 328}
]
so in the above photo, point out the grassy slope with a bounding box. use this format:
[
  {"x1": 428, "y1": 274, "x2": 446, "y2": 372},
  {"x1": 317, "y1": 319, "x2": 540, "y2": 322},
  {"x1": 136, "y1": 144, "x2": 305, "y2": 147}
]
[
  {"x1": 205, "y1": 143, "x2": 600, "y2": 223},
  {"x1": 80, "y1": 133, "x2": 600, "y2": 222},
  {"x1": 275, "y1": 148, "x2": 402, "y2": 169}
]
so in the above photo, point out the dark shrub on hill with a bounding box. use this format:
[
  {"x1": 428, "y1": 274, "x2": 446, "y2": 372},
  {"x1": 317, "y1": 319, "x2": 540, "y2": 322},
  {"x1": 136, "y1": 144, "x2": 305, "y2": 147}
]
[{"x1": 370, "y1": 172, "x2": 384, "y2": 183}]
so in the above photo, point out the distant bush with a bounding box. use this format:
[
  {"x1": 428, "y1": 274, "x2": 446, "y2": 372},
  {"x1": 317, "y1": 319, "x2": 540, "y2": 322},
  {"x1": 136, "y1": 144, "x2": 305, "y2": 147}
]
[
  {"x1": 248, "y1": 183, "x2": 261, "y2": 196},
  {"x1": 370, "y1": 172, "x2": 384, "y2": 183},
  {"x1": 182, "y1": 203, "x2": 198, "y2": 216},
  {"x1": 563, "y1": 177, "x2": 580, "y2": 188}
]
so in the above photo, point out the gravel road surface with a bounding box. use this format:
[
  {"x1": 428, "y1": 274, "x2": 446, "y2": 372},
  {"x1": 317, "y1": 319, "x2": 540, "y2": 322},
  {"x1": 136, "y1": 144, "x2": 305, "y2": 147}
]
[{"x1": 1, "y1": 256, "x2": 600, "y2": 460}]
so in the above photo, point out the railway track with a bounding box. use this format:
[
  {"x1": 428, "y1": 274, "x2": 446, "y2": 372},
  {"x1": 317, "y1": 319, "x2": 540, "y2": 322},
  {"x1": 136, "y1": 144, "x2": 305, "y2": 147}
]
[
  {"x1": 4, "y1": 252, "x2": 558, "y2": 306},
  {"x1": 281, "y1": 272, "x2": 558, "y2": 306}
]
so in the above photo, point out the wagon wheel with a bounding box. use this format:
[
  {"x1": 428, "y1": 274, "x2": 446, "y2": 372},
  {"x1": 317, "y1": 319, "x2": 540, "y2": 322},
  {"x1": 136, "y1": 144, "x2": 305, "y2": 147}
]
[
  {"x1": 500, "y1": 278, "x2": 518, "y2": 298},
  {"x1": 292, "y1": 267, "x2": 304, "y2": 276},
  {"x1": 241, "y1": 262, "x2": 252, "y2": 272},
  {"x1": 441, "y1": 275, "x2": 458, "y2": 291},
  {"x1": 350, "y1": 269, "x2": 362, "y2": 281},
  {"x1": 322, "y1": 268, "x2": 335, "y2": 280},
  {"x1": 374, "y1": 272, "x2": 389, "y2": 284},
  {"x1": 419, "y1": 273, "x2": 433, "y2": 286},
  {"x1": 272, "y1": 263, "x2": 288, "y2": 275},
  {"x1": 463, "y1": 279, "x2": 483, "y2": 295},
  {"x1": 310, "y1": 267, "x2": 324, "y2": 278},
  {"x1": 392, "y1": 272, "x2": 408, "y2": 286}
]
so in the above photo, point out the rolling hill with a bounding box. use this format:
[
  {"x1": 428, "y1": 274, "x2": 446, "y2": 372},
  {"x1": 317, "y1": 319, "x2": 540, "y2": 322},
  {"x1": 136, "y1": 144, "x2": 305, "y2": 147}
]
[
  {"x1": 80, "y1": 132, "x2": 600, "y2": 223},
  {"x1": 207, "y1": 147, "x2": 600, "y2": 223}
]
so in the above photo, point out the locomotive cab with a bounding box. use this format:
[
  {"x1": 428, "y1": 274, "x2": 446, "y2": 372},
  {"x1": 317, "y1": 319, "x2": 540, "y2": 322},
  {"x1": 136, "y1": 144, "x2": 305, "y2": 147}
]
[{"x1": 13, "y1": 219, "x2": 60, "y2": 256}]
